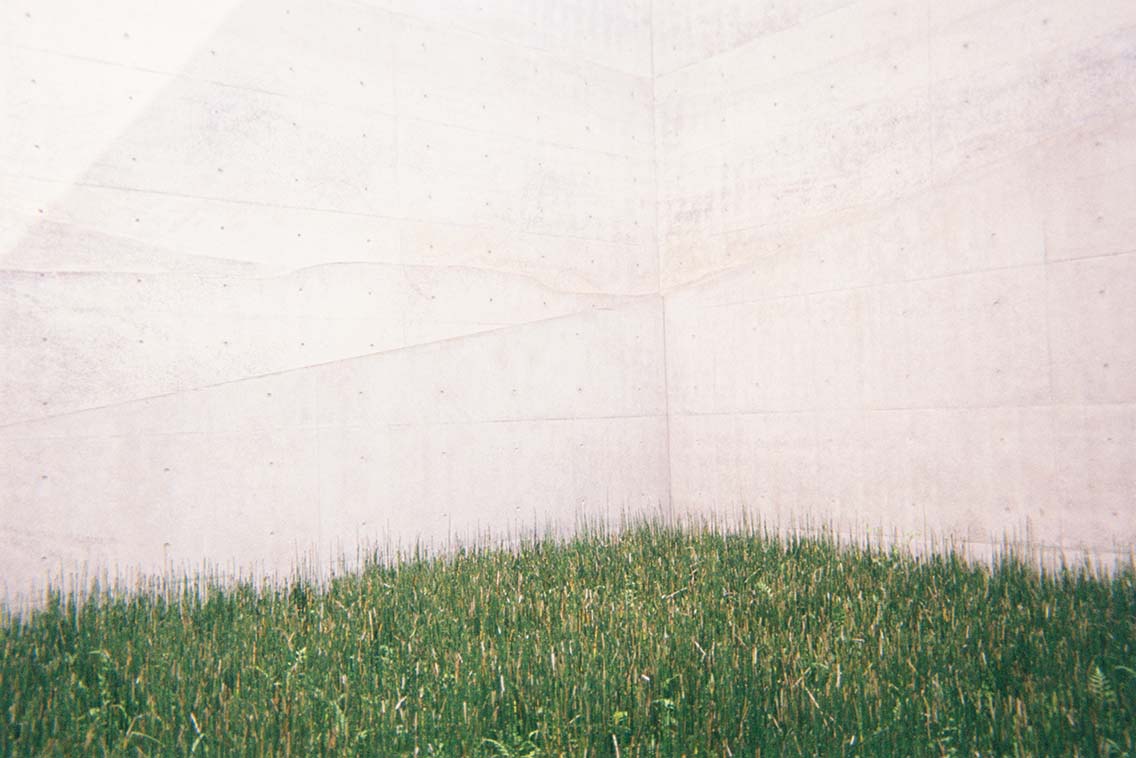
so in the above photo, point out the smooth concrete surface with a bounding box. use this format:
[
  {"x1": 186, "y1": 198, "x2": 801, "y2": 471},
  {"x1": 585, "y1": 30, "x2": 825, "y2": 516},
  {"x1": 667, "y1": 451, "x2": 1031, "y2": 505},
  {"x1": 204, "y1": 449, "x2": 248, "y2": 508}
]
[
  {"x1": 1, "y1": 0, "x2": 663, "y2": 602},
  {"x1": 3, "y1": 0, "x2": 1134, "y2": 602},
  {"x1": 656, "y1": 0, "x2": 1136, "y2": 555},
  {"x1": 1, "y1": 0, "x2": 657, "y2": 425},
  {"x1": 1, "y1": 300, "x2": 669, "y2": 597}
]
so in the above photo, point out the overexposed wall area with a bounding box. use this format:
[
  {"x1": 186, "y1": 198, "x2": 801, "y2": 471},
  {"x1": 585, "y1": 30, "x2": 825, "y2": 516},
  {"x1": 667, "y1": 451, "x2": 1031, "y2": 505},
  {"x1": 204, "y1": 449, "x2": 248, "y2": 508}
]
[
  {"x1": 1, "y1": 0, "x2": 666, "y2": 601},
  {"x1": 656, "y1": 0, "x2": 1136, "y2": 557}
]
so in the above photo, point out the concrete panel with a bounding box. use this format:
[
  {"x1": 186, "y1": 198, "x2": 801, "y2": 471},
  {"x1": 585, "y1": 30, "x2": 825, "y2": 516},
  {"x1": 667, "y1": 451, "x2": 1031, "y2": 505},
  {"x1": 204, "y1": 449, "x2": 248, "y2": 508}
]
[
  {"x1": 669, "y1": 411, "x2": 823, "y2": 530},
  {"x1": 904, "y1": 408, "x2": 1059, "y2": 547},
  {"x1": 77, "y1": 78, "x2": 396, "y2": 214},
  {"x1": 657, "y1": 0, "x2": 1136, "y2": 557},
  {"x1": 180, "y1": 0, "x2": 400, "y2": 110},
  {"x1": 1, "y1": 0, "x2": 657, "y2": 412},
  {"x1": 0, "y1": 300, "x2": 669, "y2": 600},
  {"x1": 656, "y1": 0, "x2": 936, "y2": 289},
  {"x1": 657, "y1": 143, "x2": 1048, "y2": 293},
  {"x1": 0, "y1": 265, "x2": 639, "y2": 424},
  {"x1": 317, "y1": 416, "x2": 668, "y2": 553},
  {"x1": 929, "y1": 19, "x2": 1136, "y2": 183},
  {"x1": 1042, "y1": 118, "x2": 1136, "y2": 262},
  {"x1": 1, "y1": 0, "x2": 661, "y2": 603},
  {"x1": 3, "y1": 0, "x2": 239, "y2": 71},
  {"x1": 1048, "y1": 253, "x2": 1136, "y2": 404},
  {"x1": 667, "y1": 266, "x2": 1051, "y2": 415},
  {"x1": 398, "y1": 119, "x2": 653, "y2": 246},
  {"x1": 671, "y1": 405, "x2": 1087, "y2": 551},
  {"x1": 1053, "y1": 404, "x2": 1136, "y2": 550},
  {"x1": 396, "y1": 18, "x2": 652, "y2": 157},
  {"x1": 665, "y1": 292, "x2": 814, "y2": 415},
  {"x1": 0, "y1": 178, "x2": 404, "y2": 276}
]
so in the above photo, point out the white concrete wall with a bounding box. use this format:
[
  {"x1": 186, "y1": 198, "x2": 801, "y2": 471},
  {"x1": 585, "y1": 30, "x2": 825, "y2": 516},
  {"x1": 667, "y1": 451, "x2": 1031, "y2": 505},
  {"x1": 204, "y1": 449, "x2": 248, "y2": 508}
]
[
  {"x1": 4, "y1": 0, "x2": 1134, "y2": 600},
  {"x1": 1, "y1": 0, "x2": 666, "y2": 599},
  {"x1": 656, "y1": 0, "x2": 1136, "y2": 556}
]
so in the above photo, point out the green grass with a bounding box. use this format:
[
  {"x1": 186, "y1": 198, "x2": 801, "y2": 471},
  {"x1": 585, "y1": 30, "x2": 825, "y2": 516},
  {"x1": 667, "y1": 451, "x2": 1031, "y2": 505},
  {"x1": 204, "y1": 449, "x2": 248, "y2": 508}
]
[{"x1": 2, "y1": 523, "x2": 1134, "y2": 756}]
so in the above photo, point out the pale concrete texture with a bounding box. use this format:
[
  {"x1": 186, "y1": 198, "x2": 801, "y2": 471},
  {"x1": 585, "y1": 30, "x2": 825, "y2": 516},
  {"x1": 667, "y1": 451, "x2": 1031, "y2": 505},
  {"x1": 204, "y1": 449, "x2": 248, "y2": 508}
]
[
  {"x1": 2, "y1": 0, "x2": 1134, "y2": 601},
  {"x1": 0, "y1": 0, "x2": 662, "y2": 601},
  {"x1": 1, "y1": 300, "x2": 668, "y2": 595},
  {"x1": 657, "y1": 0, "x2": 1136, "y2": 555}
]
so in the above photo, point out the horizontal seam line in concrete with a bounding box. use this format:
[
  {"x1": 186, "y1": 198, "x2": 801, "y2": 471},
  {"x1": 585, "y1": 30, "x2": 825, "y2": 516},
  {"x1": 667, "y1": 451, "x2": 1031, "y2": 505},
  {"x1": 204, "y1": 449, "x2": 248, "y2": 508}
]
[
  {"x1": 0, "y1": 261, "x2": 651, "y2": 298},
  {"x1": 0, "y1": 413, "x2": 669, "y2": 442},
  {"x1": 661, "y1": 111, "x2": 1136, "y2": 291},
  {"x1": 0, "y1": 218, "x2": 652, "y2": 294},
  {"x1": 0, "y1": 302, "x2": 657, "y2": 431},
  {"x1": 2, "y1": 172, "x2": 649, "y2": 248},
  {"x1": 682, "y1": 249, "x2": 1136, "y2": 310},
  {"x1": 671, "y1": 400, "x2": 1136, "y2": 418}
]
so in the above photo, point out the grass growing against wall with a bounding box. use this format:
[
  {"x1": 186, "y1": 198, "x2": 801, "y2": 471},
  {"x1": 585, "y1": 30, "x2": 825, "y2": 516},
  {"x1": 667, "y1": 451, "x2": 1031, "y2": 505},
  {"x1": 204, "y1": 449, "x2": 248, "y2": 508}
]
[{"x1": 2, "y1": 524, "x2": 1134, "y2": 756}]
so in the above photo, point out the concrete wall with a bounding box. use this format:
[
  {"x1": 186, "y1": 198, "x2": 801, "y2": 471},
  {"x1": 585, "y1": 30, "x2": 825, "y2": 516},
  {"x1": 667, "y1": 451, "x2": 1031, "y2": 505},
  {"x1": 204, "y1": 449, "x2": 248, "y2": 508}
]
[
  {"x1": 1, "y1": 0, "x2": 666, "y2": 599},
  {"x1": 4, "y1": 0, "x2": 1134, "y2": 600},
  {"x1": 655, "y1": 0, "x2": 1136, "y2": 556}
]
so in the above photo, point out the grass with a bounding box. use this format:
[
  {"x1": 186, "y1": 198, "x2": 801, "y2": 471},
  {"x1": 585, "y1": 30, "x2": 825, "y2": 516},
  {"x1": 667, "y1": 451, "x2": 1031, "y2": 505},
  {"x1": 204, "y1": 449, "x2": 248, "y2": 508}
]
[{"x1": 1, "y1": 522, "x2": 1134, "y2": 756}]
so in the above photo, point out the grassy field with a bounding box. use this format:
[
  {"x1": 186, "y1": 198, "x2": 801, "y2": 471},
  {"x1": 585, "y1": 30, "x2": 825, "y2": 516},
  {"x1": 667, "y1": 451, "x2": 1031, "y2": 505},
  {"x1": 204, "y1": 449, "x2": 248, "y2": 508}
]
[{"x1": 1, "y1": 524, "x2": 1134, "y2": 756}]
